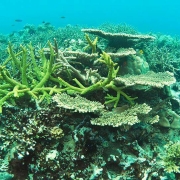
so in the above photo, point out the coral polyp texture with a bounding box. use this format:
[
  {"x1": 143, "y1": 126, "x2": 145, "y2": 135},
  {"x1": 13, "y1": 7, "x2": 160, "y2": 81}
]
[{"x1": 0, "y1": 24, "x2": 180, "y2": 179}]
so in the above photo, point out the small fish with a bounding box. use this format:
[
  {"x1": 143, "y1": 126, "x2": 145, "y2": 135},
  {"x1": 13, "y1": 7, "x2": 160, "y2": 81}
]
[
  {"x1": 61, "y1": 16, "x2": 65, "y2": 19},
  {"x1": 44, "y1": 22, "x2": 51, "y2": 26},
  {"x1": 15, "y1": 19, "x2": 22, "y2": 22}
]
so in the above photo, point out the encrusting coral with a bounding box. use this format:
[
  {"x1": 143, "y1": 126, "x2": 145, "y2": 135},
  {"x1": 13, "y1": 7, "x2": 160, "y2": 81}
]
[
  {"x1": 159, "y1": 108, "x2": 180, "y2": 129},
  {"x1": 50, "y1": 126, "x2": 64, "y2": 139},
  {"x1": 120, "y1": 54, "x2": 150, "y2": 75}
]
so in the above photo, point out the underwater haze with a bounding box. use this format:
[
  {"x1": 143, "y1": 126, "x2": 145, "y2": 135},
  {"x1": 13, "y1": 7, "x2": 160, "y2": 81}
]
[{"x1": 0, "y1": 0, "x2": 180, "y2": 36}]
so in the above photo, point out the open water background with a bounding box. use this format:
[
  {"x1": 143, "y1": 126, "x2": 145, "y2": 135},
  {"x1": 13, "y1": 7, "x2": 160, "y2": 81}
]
[{"x1": 0, "y1": 0, "x2": 180, "y2": 36}]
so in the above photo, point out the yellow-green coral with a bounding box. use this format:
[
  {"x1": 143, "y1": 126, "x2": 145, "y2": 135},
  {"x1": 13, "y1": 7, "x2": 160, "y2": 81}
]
[
  {"x1": 58, "y1": 51, "x2": 119, "y2": 93},
  {"x1": 57, "y1": 51, "x2": 136, "y2": 107},
  {"x1": 105, "y1": 81, "x2": 137, "y2": 107},
  {"x1": 84, "y1": 33, "x2": 98, "y2": 53},
  {"x1": 0, "y1": 41, "x2": 63, "y2": 112},
  {"x1": 0, "y1": 43, "x2": 137, "y2": 112},
  {"x1": 59, "y1": 52, "x2": 136, "y2": 107}
]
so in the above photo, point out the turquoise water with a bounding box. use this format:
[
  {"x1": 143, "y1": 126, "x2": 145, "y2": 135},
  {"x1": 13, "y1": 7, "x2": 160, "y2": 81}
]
[{"x1": 0, "y1": 0, "x2": 180, "y2": 35}]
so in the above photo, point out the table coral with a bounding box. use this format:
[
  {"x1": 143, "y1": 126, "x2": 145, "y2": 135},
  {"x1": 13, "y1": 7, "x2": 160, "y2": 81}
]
[{"x1": 82, "y1": 28, "x2": 155, "y2": 48}]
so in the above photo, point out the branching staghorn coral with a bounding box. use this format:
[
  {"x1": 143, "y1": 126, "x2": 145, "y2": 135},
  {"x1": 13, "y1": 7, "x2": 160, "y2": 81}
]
[
  {"x1": 57, "y1": 51, "x2": 137, "y2": 106},
  {"x1": 0, "y1": 41, "x2": 136, "y2": 112},
  {"x1": 0, "y1": 41, "x2": 138, "y2": 112},
  {"x1": 0, "y1": 38, "x2": 176, "y2": 113},
  {"x1": 0, "y1": 41, "x2": 64, "y2": 112},
  {"x1": 57, "y1": 51, "x2": 118, "y2": 93},
  {"x1": 84, "y1": 33, "x2": 98, "y2": 53}
]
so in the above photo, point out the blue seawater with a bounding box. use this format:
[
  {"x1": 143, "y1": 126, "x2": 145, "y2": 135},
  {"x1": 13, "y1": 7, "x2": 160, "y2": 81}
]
[{"x1": 0, "y1": 0, "x2": 180, "y2": 36}]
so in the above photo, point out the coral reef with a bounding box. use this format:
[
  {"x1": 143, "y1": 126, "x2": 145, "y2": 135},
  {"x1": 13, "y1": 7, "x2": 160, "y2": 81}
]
[
  {"x1": 137, "y1": 34, "x2": 180, "y2": 81},
  {"x1": 0, "y1": 23, "x2": 180, "y2": 180}
]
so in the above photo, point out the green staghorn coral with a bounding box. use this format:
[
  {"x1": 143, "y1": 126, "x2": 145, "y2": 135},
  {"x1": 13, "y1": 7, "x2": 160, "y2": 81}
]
[
  {"x1": 58, "y1": 51, "x2": 136, "y2": 107},
  {"x1": 84, "y1": 33, "x2": 98, "y2": 53},
  {"x1": 58, "y1": 51, "x2": 118, "y2": 94},
  {"x1": 0, "y1": 42, "x2": 137, "y2": 113},
  {"x1": 0, "y1": 41, "x2": 64, "y2": 113}
]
